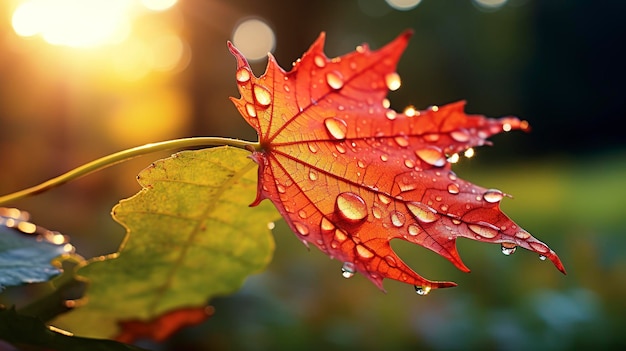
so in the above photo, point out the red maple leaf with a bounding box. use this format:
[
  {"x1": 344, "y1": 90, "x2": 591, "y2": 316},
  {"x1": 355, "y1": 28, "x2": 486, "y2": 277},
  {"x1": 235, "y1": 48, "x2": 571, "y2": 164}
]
[{"x1": 228, "y1": 30, "x2": 566, "y2": 293}]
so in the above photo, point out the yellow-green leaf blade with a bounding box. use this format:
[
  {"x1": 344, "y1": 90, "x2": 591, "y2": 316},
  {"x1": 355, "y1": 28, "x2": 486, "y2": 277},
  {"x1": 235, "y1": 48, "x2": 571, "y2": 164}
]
[{"x1": 54, "y1": 146, "x2": 279, "y2": 338}]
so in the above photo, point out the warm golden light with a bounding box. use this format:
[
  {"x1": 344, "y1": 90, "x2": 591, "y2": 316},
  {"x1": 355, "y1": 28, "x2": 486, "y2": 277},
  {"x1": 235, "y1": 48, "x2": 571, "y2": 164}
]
[
  {"x1": 141, "y1": 0, "x2": 177, "y2": 12},
  {"x1": 12, "y1": 0, "x2": 132, "y2": 48}
]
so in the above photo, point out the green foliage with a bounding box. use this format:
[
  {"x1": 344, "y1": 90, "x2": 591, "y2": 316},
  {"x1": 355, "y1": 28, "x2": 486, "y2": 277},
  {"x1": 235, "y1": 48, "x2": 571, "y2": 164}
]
[
  {"x1": 0, "y1": 307, "x2": 146, "y2": 351},
  {"x1": 53, "y1": 147, "x2": 279, "y2": 338},
  {"x1": 0, "y1": 210, "x2": 75, "y2": 290}
]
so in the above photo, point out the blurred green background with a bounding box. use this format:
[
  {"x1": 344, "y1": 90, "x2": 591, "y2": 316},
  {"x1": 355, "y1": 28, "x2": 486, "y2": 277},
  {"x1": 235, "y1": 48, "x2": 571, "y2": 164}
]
[{"x1": 1, "y1": 0, "x2": 625, "y2": 350}]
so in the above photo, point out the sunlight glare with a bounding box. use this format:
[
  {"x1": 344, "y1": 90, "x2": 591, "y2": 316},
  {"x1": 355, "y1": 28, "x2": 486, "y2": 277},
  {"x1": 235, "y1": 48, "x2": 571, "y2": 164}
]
[
  {"x1": 12, "y1": 0, "x2": 132, "y2": 48},
  {"x1": 141, "y1": 0, "x2": 177, "y2": 12}
]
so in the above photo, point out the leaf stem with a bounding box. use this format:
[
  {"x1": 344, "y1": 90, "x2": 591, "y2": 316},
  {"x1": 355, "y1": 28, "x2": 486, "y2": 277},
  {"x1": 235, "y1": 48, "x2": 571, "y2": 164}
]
[{"x1": 0, "y1": 137, "x2": 258, "y2": 205}]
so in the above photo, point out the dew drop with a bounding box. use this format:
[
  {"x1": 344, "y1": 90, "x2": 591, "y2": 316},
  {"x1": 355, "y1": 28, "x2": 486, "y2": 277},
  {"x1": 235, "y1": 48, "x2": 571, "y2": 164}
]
[
  {"x1": 406, "y1": 202, "x2": 438, "y2": 223},
  {"x1": 324, "y1": 117, "x2": 348, "y2": 140},
  {"x1": 390, "y1": 211, "x2": 405, "y2": 227},
  {"x1": 483, "y1": 189, "x2": 504, "y2": 203},
  {"x1": 414, "y1": 286, "x2": 431, "y2": 296},
  {"x1": 384, "y1": 255, "x2": 398, "y2": 267},
  {"x1": 308, "y1": 143, "x2": 318, "y2": 153},
  {"x1": 385, "y1": 110, "x2": 397, "y2": 120},
  {"x1": 394, "y1": 135, "x2": 409, "y2": 147},
  {"x1": 276, "y1": 183, "x2": 286, "y2": 194},
  {"x1": 380, "y1": 154, "x2": 389, "y2": 162},
  {"x1": 529, "y1": 241, "x2": 549, "y2": 254},
  {"x1": 357, "y1": 160, "x2": 366, "y2": 169},
  {"x1": 378, "y1": 193, "x2": 392, "y2": 205},
  {"x1": 298, "y1": 210, "x2": 307, "y2": 219},
  {"x1": 501, "y1": 242, "x2": 517, "y2": 256},
  {"x1": 236, "y1": 67, "x2": 251, "y2": 83},
  {"x1": 372, "y1": 206, "x2": 383, "y2": 219},
  {"x1": 415, "y1": 146, "x2": 446, "y2": 167},
  {"x1": 335, "y1": 192, "x2": 368, "y2": 223},
  {"x1": 464, "y1": 148, "x2": 475, "y2": 158},
  {"x1": 253, "y1": 84, "x2": 272, "y2": 106},
  {"x1": 356, "y1": 244, "x2": 374, "y2": 259},
  {"x1": 539, "y1": 255, "x2": 547, "y2": 261},
  {"x1": 450, "y1": 129, "x2": 470, "y2": 142},
  {"x1": 385, "y1": 72, "x2": 401, "y2": 91},
  {"x1": 335, "y1": 143, "x2": 346, "y2": 154},
  {"x1": 320, "y1": 217, "x2": 335, "y2": 233},
  {"x1": 404, "y1": 158, "x2": 416, "y2": 169},
  {"x1": 447, "y1": 183, "x2": 460, "y2": 194},
  {"x1": 406, "y1": 224, "x2": 420, "y2": 236},
  {"x1": 294, "y1": 222, "x2": 309, "y2": 236},
  {"x1": 515, "y1": 230, "x2": 531, "y2": 239},
  {"x1": 326, "y1": 70, "x2": 344, "y2": 90},
  {"x1": 334, "y1": 229, "x2": 348, "y2": 242},
  {"x1": 423, "y1": 133, "x2": 440, "y2": 142},
  {"x1": 342, "y1": 262, "x2": 356, "y2": 278},
  {"x1": 467, "y1": 223, "x2": 499, "y2": 238},
  {"x1": 314, "y1": 54, "x2": 326, "y2": 68},
  {"x1": 245, "y1": 103, "x2": 257, "y2": 118},
  {"x1": 308, "y1": 170, "x2": 318, "y2": 181}
]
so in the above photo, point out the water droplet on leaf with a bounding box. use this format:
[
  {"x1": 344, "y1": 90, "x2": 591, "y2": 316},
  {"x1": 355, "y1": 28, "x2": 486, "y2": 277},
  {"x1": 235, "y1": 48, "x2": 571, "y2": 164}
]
[
  {"x1": 324, "y1": 117, "x2": 348, "y2": 140},
  {"x1": 356, "y1": 244, "x2": 374, "y2": 259},
  {"x1": 341, "y1": 262, "x2": 356, "y2": 278},
  {"x1": 447, "y1": 183, "x2": 460, "y2": 194},
  {"x1": 245, "y1": 104, "x2": 257, "y2": 118},
  {"x1": 253, "y1": 84, "x2": 272, "y2": 106},
  {"x1": 483, "y1": 189, "x2": 504, "y2": 203},
  {"x1": 501, "y1": 242, "x2": 517, "y2": 256},
  {"x1": 415, "y1": 146, "x2": 446, "y2": 167},
  {"x1": 468, "y1": 223, "x2": 499, "y2": 238},
  {"x1": 314, "y1": 54, "x2": 326, "y2": 68},
  {"x1": 236, "y1": 67, "x2": 251, "y2": 83},
  {"x1": 406, "y1": 202, "x2": 438, "y2": 223},
  {"x1": 414, "y1": 286, "x2": 431, "y2": 296},
  {"x1": 390, "y1": 211, "x2": 405, "y2": 227},
  {"x1": 539, "y1": 255, "x2": 547, "y2": 261},
  {"x1": 294, "y1": 222, "x2": 309, "y2": 236},
  {"x1": 326, "y1": 70, "x2": 344, "y2": 90},
  {"x1": 450, "y1": 129, "x2": 470, "y2": 142},
  {"x1": 335, "y1": 192, "x2": 368, "y2": 223}
]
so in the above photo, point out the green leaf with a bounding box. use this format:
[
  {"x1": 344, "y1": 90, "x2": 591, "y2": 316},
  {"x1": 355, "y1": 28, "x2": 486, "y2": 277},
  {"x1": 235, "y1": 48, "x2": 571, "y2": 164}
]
[
  {"x1": 53, "y1": 146, "x2": 279, "y2": 338},
  {"x1": 0, "y1": 208, "x2": 75, "y2": 290},
  {"x1": 0, "y1": 307, "x2": 146, "y2": 351}
]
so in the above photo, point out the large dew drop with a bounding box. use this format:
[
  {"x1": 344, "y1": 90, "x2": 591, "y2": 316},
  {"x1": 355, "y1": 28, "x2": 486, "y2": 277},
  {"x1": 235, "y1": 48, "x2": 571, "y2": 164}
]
[
  {"x1": 501, "y1": 242, "x2": 517, "y2": 256},
  {"x1": 414, "y1": 286, "x2": 431, "y2": 296},
  {"x1": 342, "y1": 262, "x2": 356, "y2": 278},
  {"x1": 335, "y1": 192, "x2": 368, "y2": 223},
  {"x1": 406, "y1": 202, "x2": 438, "y2": 223},
  {"x1": 415, "y1": 146, "x2": 446, "y2": 167},
  {"x1": 236, "y1": 67, "x2": 251, "y2": 83},
  {"x1": 324, "y1": 117, "x2": 348, "y2": 140},
  {"x1": 253, "y1": 84, "x2": 272, "y2": 107},
  {"x1": 468, "y1": 223, "x2": 499, "y2": 239},
  {"x1": 483, "y1": 189, "x2": 504, "y2": 203},
  {"x1": 326, "y1": 70, "x2": 344, "y2": 90}
]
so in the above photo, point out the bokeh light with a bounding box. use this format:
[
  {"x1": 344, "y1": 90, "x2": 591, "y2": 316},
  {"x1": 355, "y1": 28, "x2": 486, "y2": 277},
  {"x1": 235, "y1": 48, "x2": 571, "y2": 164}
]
[
  {"x1": 385, "y1": 0, "x2": 423, "y2": 11},
  {"x1": 232, "y1": 18, "x2": 275, "y2": 61},
  {"x1": 12, "y1": 0, "x2": 132, "y2": 48},
  {"x1": 472, "y1": 0, "x2": 509, "y2": 11},
  {"x1": 141, "y1": 0, "x2": 177, "y2": 12}
]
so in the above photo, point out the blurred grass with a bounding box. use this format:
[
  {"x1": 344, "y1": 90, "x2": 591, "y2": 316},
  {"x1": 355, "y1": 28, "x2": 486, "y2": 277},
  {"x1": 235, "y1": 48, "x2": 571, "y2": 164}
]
[{"x1": 196, "y1": 149, "x2": 626, "y2": 351}]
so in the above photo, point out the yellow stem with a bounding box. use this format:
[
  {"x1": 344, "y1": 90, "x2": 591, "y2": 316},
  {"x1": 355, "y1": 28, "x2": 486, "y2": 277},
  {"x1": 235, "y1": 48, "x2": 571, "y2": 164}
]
[{"x1": 0, "y1": 137, "x2": 259, "y2": 205}]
